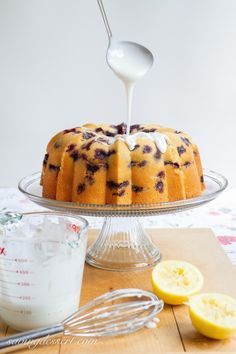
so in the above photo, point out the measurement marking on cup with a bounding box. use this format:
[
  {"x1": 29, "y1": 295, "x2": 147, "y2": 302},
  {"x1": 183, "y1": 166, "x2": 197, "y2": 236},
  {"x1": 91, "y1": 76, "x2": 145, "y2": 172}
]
[
  {"x1": 0, "y1": 268, "x2": 34, "y2": 274},
  {"x1": 0, "y1": 258, "x2": 33, "y2": 263},
  {"x1": 16, "y1": 270, "x2": 34, "y2": 274},
  {"x1": 15, "y1": 258, "x2": 33, "y2": 263},
  {"x1": 19, "y1": 296, "x2": 35, "y2": 301},
  {"x1": 0, "y1": 292, "x2": 35, "y2": 300},
  {"x1": 17, "y1": 282, "x2": 35, "y2": 287},
  {"x1": 0, "y1": 278, "x2": 35, "y2": 286}
]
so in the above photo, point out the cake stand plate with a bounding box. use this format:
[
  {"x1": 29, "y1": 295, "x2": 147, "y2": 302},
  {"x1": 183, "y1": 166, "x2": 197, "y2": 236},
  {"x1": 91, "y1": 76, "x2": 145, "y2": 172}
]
[{"x1": 19, "y1": 171, "x2": 227, "y2": 271}]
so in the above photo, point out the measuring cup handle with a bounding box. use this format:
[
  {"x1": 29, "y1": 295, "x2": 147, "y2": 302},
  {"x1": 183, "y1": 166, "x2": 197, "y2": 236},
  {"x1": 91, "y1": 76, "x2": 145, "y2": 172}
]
[{"x1": 0, "y1": 324, "x2": 64, "y2": 353}]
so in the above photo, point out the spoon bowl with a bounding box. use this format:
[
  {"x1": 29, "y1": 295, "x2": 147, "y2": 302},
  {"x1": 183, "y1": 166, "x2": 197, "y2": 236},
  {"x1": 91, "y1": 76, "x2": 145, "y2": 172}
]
[{"x1": 106, "y1": 40, "x2": 154, "y2": 83}]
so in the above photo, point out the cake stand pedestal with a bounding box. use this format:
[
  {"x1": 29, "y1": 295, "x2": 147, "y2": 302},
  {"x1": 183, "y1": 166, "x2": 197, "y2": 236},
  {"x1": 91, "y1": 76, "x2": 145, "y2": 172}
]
[
  {"x1": 19, "y1": 170, "x2": 227, "y2": 271},
  {"x1": 86, "y1": 217, "x2": 160, "y2": 270}
]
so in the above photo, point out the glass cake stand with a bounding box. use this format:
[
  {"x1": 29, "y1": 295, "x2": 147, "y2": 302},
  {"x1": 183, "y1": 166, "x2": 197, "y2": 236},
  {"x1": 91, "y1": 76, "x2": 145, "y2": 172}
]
[{"x1": 18, "y1": 170, "x2": 227, "y2": 271}]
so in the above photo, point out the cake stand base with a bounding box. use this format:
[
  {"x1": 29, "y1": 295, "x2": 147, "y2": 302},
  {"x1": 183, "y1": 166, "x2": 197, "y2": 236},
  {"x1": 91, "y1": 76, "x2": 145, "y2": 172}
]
[{"x1": 86, "y1": 217, "x2": 160, "y2": 271}]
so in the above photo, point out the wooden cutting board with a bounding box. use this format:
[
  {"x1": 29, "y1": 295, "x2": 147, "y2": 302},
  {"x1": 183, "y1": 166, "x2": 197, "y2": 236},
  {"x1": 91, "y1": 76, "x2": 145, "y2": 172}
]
[{"x1": 1, "y1": 228, "x2": 236, "y2": 353}]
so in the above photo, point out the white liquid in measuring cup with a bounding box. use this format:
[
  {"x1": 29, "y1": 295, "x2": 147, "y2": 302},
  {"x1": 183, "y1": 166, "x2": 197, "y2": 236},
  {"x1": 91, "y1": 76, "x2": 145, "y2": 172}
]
[
  {"x1": 107, "y1": 40, "x2": 153, "y2": 134},
  {"x1": 0, "y1": 215, "x2": 87, "y2": 330}
]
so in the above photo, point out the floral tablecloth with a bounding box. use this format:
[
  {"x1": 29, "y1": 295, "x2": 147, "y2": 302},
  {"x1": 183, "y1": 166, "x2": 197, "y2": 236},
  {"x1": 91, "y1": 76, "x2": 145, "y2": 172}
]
[{"x1": 0, "y1": 187, "x2": 235, "y2": 266}]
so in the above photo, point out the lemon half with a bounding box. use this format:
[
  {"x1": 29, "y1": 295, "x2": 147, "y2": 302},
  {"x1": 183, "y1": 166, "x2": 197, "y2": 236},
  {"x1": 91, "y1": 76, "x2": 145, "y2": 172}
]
[
  {"x1": 152, "y1": 260, "x2": 204, "y2": 305},
  {"x1": 189, "y1": 293, "x2": 236, "y2": 339}
]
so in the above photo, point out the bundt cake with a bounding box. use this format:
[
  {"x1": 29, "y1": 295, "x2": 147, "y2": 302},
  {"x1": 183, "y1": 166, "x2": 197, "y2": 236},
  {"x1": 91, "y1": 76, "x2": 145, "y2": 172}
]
[{"x1": 41, "y1": 123, "x2": 205, "y2": 204}]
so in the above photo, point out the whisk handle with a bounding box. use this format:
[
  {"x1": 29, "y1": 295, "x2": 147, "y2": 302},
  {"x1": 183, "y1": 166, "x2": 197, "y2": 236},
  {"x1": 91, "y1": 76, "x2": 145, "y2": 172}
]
[{"x1": 0, "y1": 324, "x2": 64, "y2": 353}]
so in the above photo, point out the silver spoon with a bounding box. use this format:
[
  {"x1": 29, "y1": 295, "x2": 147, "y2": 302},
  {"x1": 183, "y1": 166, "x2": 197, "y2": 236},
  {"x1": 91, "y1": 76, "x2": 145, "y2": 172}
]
[
  {"x1": 97, "y1": 0, "x2": 154, "y2": 134},
  {"x1": 97, "y1": 0, "x2": 154, "y2": 80}
]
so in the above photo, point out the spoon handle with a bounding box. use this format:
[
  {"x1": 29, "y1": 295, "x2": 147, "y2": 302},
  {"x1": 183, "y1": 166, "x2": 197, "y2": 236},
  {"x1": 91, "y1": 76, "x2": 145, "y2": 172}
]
[{"x1": 97, "y1": 0, "x2": 112, "y2": 39}]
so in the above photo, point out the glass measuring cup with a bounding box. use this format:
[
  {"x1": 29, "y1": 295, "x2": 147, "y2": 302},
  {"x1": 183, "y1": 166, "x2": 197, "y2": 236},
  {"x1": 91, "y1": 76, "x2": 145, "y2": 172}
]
[{"x1": 0, "y1": 211, "x2": 88, "y2": 331}]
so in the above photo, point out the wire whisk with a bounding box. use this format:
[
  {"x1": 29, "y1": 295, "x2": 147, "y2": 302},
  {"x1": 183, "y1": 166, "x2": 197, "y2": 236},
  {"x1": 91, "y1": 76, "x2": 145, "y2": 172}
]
[{"x1": 0, "y1": 288, "x2": 164, "y2": 353}]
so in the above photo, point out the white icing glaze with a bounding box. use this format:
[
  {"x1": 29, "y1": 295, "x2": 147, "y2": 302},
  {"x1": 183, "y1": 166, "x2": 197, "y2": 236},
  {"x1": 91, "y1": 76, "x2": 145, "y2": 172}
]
[
  {"x1": 106, "y1": 132, "x2": 168, "y2": 153},
  {"x1": 107, "y1": 40, "x2": 153, "y2": 134},
  {"x1": 144, "y1": 321, "x2": 157, "y2": 329},
  {"x1": 144, "y1": 317, "x2": 160, "y2": 329},
  {"x1": 153, "y1": 317, "x2": 160, "y2": 323}
]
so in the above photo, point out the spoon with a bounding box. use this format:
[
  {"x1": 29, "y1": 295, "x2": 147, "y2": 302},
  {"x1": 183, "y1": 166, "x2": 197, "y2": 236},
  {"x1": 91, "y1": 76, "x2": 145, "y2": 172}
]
[{"x1": 97, "y1": 0, "x2": 154, "y2": 134}]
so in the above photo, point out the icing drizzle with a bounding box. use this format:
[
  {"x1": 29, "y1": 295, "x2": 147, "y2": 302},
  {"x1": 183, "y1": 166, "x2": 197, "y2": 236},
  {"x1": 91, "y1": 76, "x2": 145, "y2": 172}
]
[{"x1": 106, "y1": 132, "x2": 168, "y2": 153}]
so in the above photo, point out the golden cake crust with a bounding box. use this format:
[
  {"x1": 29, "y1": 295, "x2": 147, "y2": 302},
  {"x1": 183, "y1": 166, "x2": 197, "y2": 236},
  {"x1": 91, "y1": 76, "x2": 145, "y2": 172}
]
[{"x1": 41, "y1": 123, "x2": 205, "y2": 204}]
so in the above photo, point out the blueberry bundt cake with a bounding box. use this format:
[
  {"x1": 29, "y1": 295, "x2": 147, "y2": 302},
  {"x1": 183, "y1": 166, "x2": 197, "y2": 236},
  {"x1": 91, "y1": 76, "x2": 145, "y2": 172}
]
[{"x1": 41, "y1": 123, "x2": 205, "y2": 204}]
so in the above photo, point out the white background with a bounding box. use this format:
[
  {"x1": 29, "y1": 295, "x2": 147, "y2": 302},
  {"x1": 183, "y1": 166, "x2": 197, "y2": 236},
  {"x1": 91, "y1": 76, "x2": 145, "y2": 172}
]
[{"x1": 0, "y1": 0, "x2": 235, "y2": 187}]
